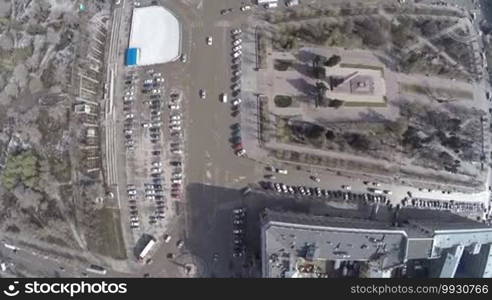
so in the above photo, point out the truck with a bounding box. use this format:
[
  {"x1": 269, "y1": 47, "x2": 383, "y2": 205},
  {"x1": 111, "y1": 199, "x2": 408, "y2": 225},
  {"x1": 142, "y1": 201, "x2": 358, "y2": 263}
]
[{"x1": 138, "y1": 238, "x2": 157, "y2": 261}]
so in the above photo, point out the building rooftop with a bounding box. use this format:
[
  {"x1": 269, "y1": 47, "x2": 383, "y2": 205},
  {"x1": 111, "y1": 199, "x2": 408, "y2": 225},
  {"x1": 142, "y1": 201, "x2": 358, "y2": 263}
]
[
  {"x1": 128, "y1": 6, "x2": 181, "y2": 66},
  {"x1": 262, "y1": 208, "x2": 492, "y2": 278},
  {"x1": 262, "y1": 209, "x2": 408, "y2": 277}
]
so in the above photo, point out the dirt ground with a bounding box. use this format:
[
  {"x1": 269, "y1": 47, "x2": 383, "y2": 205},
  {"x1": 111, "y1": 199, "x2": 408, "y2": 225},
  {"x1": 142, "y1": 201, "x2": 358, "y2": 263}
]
[{"x1": 0, "y1": 0, "x2": 113, "y2": 264}]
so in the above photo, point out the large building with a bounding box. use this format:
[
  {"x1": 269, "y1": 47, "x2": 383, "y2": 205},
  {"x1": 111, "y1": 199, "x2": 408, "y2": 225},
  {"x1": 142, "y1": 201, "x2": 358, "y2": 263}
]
[
  {"x1": 126, "y1": 6, "x2": 181, "y2": 66},
  {"x1": 261, "y1": 208, "x2": 492, "y2": 278}
]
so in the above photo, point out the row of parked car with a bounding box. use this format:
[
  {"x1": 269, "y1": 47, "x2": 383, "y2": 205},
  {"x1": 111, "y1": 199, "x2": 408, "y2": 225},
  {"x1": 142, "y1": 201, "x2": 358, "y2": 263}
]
[
  {"x1": 405, "y1": 197, "x2": 488, "y2": 213},
  {"x1": 259, "y1": 181, "x2": 390, "y2": 203},
  {"x1": 232, "y1": 208, "x2": 246, "y2": 258},
  {"x1": 127, "y1": 184, "x2": 141, "y2": 229},
  {"x1": 124, "y1": 71, "x2": 143, "y2": 229},
  {"x1": 123, "y1": 72, "x2": 138, "y2": 151},
  {"x1": 230, "y1": 123, "x2": 246, "y2": 157},
  {"x1": 230, "y1": 28, "x2": 243, "y2": 107},
  {"x1": 167, "y1": 91, "x2": 185, "y2": 200},
  {"x1": 143, "y1": 69, "x2": 168, "y2": 225}
]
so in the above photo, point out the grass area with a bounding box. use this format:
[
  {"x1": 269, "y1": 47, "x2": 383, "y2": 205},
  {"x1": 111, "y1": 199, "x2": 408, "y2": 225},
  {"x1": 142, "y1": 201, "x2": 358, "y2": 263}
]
[
  {"x1": 90, "y1": 208, "x2": 127, "y2": 260},
  {"x1": 274, "y1": 95, "x2": 293, "y2": 107},
  {"x1": 49, "y1": 153, "x2": 72, "y2": 183},
  {"x1": 1, "y1": 150, "x2": 40, "y2": 190},
  {"x1": 275, "y1": 117, "x2": 294, "y2": 143},
  {"x1": 0, "y1": 45, "x2": 34, "y2": 71},
  {"x1": 400, "y1": 83, "x2": 473, "y2": 100},
  {"x1": 257, "y1": 27, "x2": 268, "y2": 69},
  {"x1": 274, "y1": 59, "x2": 293, "y2": 71}
]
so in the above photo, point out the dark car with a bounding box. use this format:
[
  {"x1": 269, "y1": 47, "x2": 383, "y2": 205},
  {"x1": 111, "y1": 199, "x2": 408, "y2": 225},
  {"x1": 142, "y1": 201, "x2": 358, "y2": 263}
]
[
  {"x1": 170, "y1": 161, "x2": 182, "y2": 166},
  {"x1": 221, "y1": 8, "x2": 233, "y2": 15}
]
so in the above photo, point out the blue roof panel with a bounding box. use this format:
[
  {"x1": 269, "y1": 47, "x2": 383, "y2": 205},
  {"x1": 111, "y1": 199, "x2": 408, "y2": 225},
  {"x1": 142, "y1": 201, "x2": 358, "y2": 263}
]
[{"x1": 126, "y1": 48, "x2": 139, "y2": 66}]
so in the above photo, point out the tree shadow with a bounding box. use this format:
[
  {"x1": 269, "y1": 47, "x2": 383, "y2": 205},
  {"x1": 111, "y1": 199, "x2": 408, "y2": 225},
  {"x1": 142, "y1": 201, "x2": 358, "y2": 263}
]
[{"x1": 286, "y1": 78, "x2": 317, "y2": 96}]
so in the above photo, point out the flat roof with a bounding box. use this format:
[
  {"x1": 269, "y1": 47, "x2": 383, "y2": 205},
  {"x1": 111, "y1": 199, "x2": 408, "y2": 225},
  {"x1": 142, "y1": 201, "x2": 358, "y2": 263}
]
[
  {"x1": 261, "y1": 210, "x2": 408, "y2": 277},
  {"x1": 126, "y1": 48, "x2": 139, "y2": 66},
  {"x1": 128, "y1": 6, "x2": 181, "y2": 66}
]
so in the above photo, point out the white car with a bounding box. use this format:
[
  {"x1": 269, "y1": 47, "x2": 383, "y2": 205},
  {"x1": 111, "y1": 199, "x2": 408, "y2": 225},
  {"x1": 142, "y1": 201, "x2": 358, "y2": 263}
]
[
  {"x1": 153, "y1": 72, "x2": 162, "y2": 77},
  {"x1": 170, "y1": 120, "x2": 181, "y2": 126},
  {"x1": 163, "y1": 234, "x2": 172, "y2": 243},
  {"x1": 232, "y1": 45, "x2": 242, "y2": 52},
  {"x1": 170, "y1": 126, "x2": 182, "y2": 131},
  {"x1": 151, "y1": 89, "x2": 161, "y2": 94},
  {"x1": 155, "y1": 77, "x2": 164, "y2": 83},
  {"x1": 128, "y1": 190, "x2": 137, "y2": 195},
  {"x1": 151, "y1": 167, "x2": 162, "y2": 173},
  {"x1": 171, "y1": 179, "x2": 182, "y2": 184},
  {"x1": 220, "y1": 93, "x2": 228, "y2": 103},
  {"x1": 233, "y1": 51, "x2": 241, "y2": 58},
  {"x1": 125, "y1": 113, "x2": 134, "y2": 119},
  {"x1": 231, "y1": 29, "x2": 242, "y2": 35},
  {"x1": 240, "y1": 5, "x2": 251, "y2": 11},
  {"x1": 236, "y1": 149, "x2": 246, "y2": 157},
  {"x1": 145, "y1": 195, "x2": 155, "y2": 201},
  {"x1": 233, "y1": 39, "x2": 242, "y2": 46},
  {"x1": 152, "y1": 161, "x2": 162, "y2": 167},
  {"x1": 276, "y1": 168, "x2": 288, "y2": 175},
  {"x1": 125, "y1": 91, "x2": 134, "y2": 96},
  {"x1": 169, "y1": 104, "x2": 180, "y2": 110},
  {"x1": 171, "y1": 115, "x2": 181, "y2": 121},
  {"x1": 142, "y1": 122, "x2": 150, "y2": 128},
  {"x1": 232, "y1": 70, "x2": 241, "y2": 77},
  {"x1": 123, "y1": 96, "x2": 134, "y2": 101},
  {"x1": 232, "y1": 83, "x2": 241, "y2": 90},
  {"x1": 171, "y1": 149, "x2": 183, "y2": 154},
  {"x1": 232, "y1": 98, "x2": 242, "y2": 106},
  {"x1": 199, "y1": 89, "x2": 207, "y2": 99},
  {"x1": 206, "y1": 36, "x2": 213, "y2": 45}
]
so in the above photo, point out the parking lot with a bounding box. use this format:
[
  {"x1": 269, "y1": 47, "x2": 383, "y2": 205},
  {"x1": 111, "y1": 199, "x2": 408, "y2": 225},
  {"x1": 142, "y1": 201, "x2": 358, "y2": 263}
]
[{"x1": 122, "y1": 69, "x2": 184, "y2": 235}]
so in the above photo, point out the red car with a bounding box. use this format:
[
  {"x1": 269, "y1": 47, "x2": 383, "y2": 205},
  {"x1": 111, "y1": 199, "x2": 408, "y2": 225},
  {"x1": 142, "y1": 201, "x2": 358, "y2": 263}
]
[{"x1": 234, "y1": 143, "x2": 243, "y2": 151}]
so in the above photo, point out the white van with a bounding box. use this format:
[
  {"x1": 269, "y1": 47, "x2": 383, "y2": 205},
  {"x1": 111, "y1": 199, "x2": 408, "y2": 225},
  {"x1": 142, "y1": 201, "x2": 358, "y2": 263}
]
[{"x1": 220, "y1": 93, "x2": 228, "y2": 103}]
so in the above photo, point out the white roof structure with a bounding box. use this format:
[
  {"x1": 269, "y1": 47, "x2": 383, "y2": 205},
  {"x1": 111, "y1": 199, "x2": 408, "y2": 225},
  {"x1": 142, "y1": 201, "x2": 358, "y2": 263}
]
[
  {"x1": 139, "y1": 239, "x2": 156, "y2": 259},
  {"x1": 129, "y1": 6, "x2": 181, "y2": 66}
]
